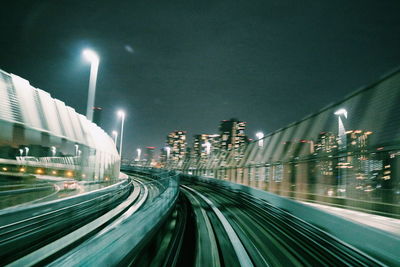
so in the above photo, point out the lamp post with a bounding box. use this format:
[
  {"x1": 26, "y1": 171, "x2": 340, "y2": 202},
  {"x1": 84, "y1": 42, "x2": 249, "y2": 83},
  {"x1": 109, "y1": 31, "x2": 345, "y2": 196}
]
[
  {"x1": 256, "y1": 132, "x2": 264, "y2": 147},
  {"x1": 74, "y1": 144, "x2": 79, "y2": 156},
  {"x1": 112, "y1": 130, "x2": 118, "y2": 144},
  {"x1": 202, "y1": 141, "x2": 211, "y2": 155},
  {"x1": 334, "y1": 108, "x2": 348, "y2": 196},
  {"x1": 82, "y1": 49, "x2": 99, "y2": 122},
  {"x1": 165, "y1": 146, "x2": 171, "y2": 160},
  {"x1": 118, "y1": 111, "x2": 125, "y2": 158},
  {"x1": 334, "y1": 108, "x2": 347, "y2": 150},
  {"x1": 51, "y1": 146, "x2": 56, "y2": 157}
]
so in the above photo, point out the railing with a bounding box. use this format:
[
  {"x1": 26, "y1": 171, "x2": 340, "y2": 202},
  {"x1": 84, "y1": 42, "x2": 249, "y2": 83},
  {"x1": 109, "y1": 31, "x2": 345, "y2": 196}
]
[{"x1": 179, "y1": 67, "x2": 400, "y2": 217}]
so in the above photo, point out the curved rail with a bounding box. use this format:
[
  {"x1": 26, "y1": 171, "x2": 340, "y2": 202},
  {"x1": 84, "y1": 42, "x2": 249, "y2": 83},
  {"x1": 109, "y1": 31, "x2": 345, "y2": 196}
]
[
  {"x1": 46, "y1": 170, "x2": 180, "y2": 266},
  {"x1": 0, "y1": 179, "x2": 133, "y2": 265},
  {"x1": 181, "y1": 177, "x2": 389, "y2": 266},
  {"x1": 182, "y1": 185, "x2": 253, "y2": 267},
  {"x1": 8, "y1": 179, "x2": 144, "y2": 266}
]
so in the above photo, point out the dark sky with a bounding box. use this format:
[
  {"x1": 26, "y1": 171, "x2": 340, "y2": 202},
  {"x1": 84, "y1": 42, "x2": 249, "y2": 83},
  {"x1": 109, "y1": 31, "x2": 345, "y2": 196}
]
[{"x1": 1, "y1": 0, "x2": 400, "y2": 158}]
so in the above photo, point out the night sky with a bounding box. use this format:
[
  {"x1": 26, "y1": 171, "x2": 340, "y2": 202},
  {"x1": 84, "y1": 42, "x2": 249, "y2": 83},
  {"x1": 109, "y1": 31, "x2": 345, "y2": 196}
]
[{"x1": 1, "y1": 0, "x2": 400, "y2": 159}]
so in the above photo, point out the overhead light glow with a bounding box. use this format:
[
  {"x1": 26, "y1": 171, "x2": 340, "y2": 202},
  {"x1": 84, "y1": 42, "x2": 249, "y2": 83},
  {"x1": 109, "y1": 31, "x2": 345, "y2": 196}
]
[
  {"x1": 82, "y1": 49, "x2": 99, "y2": 63},
  {"x1": 117, "y1": 110, "x2": 125, "y2": 117},
  {"x1": 334, "y1": 108, "x2": 348, "y2": 118}
]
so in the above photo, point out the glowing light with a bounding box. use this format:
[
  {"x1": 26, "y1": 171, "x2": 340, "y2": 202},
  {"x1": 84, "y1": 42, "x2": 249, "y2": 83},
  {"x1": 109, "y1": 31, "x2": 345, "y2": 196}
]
[
  {"x1": 2, "y1": 167, "x2": 7, "y2": 171},
  {"x1": 82, "y1": 49, "x2": 99, "y2": 63},
  {"x1": 66, "y1": 171, "x2": 73, "y2": 177},
  {"x1": 165, "y1": 147, "x2": 171, "y2": 159},
  {"x1": 202, "y1": 141, "x2": 211, "y2": 155},
  {"x1": 36, "y1": 169, "x2": 43, "y2": 174},
  {"x1": 82, "y1": 174, "x2": 86, "y2": 178},
  {"x1": 256, "y1": 132, "x2": 264, "y2": 147},
  {"x1": 51, "y1": 146, "x2": 56, "y2": 157},
  {"x1": 19, "y1": 168, "x2": 25, "y2": 172},
  {"x1": 117, "y1": 110, "x2": 125, "y2": 118},
  {"x1": 52, "y1": 170, "x2": 57, "y2": 175},
  {"x1": 112, "y1": 130, "x2": 118, "y2": 144},
  {"x1": 334, "y1": 108, "x2": 348, "y2": 118}
]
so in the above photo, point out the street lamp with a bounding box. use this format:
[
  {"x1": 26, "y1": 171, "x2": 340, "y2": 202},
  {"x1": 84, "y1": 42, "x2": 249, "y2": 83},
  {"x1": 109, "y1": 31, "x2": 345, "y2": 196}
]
[
  {"x1": 51, "y1": 146, "x2": 56, "y2": 157},
  {"x1": 256, "y1": 132, "x2": 264, "y2": 147},
  {"x1": 112, "y1": 130, "x2": 118, "y2": 144},
  {"x1": 334, "y1": 108, "x2": 347, "y2": 118},
  {"x1": 74, "y1": 144, "x2": 79, "y2": 156},
  {"x1": 202, "y1": 141, "x2": 211, "y2": 155},
  {"x1": 334, "y1": 108, "x2": 348, "y2": 196},
  {"x1": 117, "y1": 110, "x2": 125, "y2": 158},
  {"x1": 165, "y1": 146, "x2": 171, "y2": 160},
  {"x1": 334, "y1": 108, "x2": 348, "y2": 150},
  {"x1": 82, "y1": 49, "x2": 100, "y2": 122}
]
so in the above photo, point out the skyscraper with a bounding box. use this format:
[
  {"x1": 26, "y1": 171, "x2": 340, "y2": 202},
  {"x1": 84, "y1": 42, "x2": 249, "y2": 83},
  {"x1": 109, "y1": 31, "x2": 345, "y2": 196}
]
[
  {"x1": 219, "y1": 118, "x2": 248, "y2": 151},
  {"x1": 166, "y1": 131, "x2": 187, "y2": 162},
  {"x1": 193, "y1": 134, "x2": 220, "y2": 158}
]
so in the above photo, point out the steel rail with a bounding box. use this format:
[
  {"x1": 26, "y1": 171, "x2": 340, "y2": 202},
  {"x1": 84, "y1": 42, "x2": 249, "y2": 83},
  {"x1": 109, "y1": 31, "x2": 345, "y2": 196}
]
[
  {"x1": 181, "y1": 184, "x2": 254, "y2": 267},
  {"x1": 7, "y1": 178, "x2": 145, "y2": 266}
]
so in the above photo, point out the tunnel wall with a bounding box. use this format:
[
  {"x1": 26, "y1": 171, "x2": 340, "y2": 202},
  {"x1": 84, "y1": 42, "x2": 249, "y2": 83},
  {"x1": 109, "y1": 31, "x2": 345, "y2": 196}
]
[{"x1": 0, "y1": 69, "x2": 120, "y2": 180}]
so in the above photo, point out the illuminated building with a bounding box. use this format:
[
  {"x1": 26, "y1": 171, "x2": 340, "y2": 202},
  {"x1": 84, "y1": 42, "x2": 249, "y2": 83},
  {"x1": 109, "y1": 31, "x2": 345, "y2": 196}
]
[
  {"x1": 193, "y1": 134, "x2": 220, "y2": 158},
  {"x1": 345, "y1": 130, "x2": 372, "y2": 152},
  {"x1": 166, "y1": 131, "x2": 187, "y2": 162},
  {"x1": 219, "y1": 118, "x2": 248, "y2": 151},
  {"x1": 314, "y1": 132, "x2": 338, "y2": 178},
  {"x1": 314, "y1": 132, "x2": 338, "y2": 154}
]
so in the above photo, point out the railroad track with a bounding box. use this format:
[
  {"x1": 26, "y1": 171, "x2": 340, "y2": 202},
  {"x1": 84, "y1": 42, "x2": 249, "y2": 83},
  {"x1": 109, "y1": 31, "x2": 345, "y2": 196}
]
[
  {"x1": 0, "y1": 176, "x2": 147, "y2": 266},
  {"x1": 180, "y1": 180, "x2": 386, "y2": 267}
]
